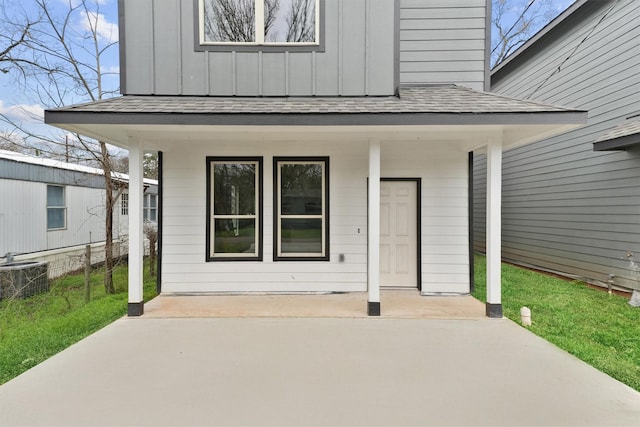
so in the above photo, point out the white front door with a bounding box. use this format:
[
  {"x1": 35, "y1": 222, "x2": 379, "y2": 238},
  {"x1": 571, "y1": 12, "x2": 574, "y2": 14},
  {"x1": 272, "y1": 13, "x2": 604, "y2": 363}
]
[{"x1": 380, "y1": 180, "x2": 418, "y2": 288}]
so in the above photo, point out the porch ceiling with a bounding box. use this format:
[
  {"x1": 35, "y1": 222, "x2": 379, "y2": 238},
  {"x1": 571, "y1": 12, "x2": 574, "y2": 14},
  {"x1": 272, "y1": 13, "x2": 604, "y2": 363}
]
[{"x1": 44, "y1": 85, "x2": 587, "y2": 152}]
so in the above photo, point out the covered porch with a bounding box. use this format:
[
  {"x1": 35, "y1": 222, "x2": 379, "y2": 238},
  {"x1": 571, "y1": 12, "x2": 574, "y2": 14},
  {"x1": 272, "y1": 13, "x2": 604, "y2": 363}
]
[{"x1": 44, "y1": 85, "x2": 586, "y2": 317}]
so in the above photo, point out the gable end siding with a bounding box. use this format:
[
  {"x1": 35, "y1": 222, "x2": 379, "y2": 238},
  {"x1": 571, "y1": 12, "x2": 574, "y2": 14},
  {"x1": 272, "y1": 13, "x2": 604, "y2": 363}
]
[{"x1": 399, "y1": 0, "x2": 487, "y2": 91}]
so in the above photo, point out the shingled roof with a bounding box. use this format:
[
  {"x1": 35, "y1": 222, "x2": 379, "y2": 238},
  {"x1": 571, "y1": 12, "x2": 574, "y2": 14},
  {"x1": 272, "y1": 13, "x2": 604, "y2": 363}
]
[
  {"x1": 594, "y1": 116, "x2": 640, "y2": 151},
  {"x1": 46, "y1": 85, "x2": 585, "y2": 127}
]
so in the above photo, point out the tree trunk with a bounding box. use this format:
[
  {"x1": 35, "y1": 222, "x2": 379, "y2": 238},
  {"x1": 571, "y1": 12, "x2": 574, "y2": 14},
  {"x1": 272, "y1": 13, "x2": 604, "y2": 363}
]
[
  {"x1": 149, "y1": 234, "x2": 156, "y2": 277},
  {"x1": 101, "y1": 141, "x2": 116, "y2": 294}
]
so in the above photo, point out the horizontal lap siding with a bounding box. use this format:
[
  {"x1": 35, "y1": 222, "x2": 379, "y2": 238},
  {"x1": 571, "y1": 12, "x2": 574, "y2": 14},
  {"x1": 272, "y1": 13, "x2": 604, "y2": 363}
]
[
  {"x1": 483, "y1": 0, "x2": 640, "y2": 289},
  {"x1": 399, "y1": 0, "x2": 487, "y2": 90},
  {"x1": 161, "y1": 139, "x2": 469, "y2": 293},
  {"x1": 382, "y1": 143, "x2": 469, "y2": 294},
  {"x1": 161, "y1": 140, "x2": 369, "y2": 293}
]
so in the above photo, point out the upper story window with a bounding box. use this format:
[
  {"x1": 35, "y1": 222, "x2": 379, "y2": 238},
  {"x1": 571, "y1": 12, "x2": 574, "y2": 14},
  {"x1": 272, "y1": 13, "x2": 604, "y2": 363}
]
[{"x1": 199, "y1": 0, "x2": 320, "y2": 47}]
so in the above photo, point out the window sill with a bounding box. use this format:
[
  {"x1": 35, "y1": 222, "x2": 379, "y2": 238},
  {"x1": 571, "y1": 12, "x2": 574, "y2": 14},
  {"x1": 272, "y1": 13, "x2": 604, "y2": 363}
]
[{"x1": 194, "y1": 43, "x2": 324, "y2": 53}]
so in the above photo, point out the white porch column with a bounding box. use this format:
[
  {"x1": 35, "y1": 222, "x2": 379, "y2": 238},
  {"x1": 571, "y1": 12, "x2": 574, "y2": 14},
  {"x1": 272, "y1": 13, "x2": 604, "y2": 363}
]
[
  {"x1": 486, "y1": 139, "x2": 503, "y2": 318},
  {"x1": 368, "y1": 139, "x2": 381, "y2": 316},
  {"x1": 128, "y1": 138, "x2": 144, "y2": 316}
]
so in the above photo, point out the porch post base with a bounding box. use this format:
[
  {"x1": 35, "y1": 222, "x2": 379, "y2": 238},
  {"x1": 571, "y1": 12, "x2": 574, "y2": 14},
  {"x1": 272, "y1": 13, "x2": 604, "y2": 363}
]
[
  {"x1": 128, "y1": 302, "x2": 144, "y2": 317},
  {"x1": 486, "y1": 303, "x2": 503, "y2": 318},
  {"x1": 368, "y1": 301, "x2": 381, "y2": 316}
]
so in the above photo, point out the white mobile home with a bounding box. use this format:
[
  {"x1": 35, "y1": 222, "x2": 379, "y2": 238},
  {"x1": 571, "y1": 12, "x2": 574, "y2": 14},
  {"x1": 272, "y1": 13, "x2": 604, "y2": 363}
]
[
  {"x1": 45, "y1": 0, "x2": 586, "y2": 316},
  {"x1": 0, "y1": 149, "x2": 158, "y2": 275}
]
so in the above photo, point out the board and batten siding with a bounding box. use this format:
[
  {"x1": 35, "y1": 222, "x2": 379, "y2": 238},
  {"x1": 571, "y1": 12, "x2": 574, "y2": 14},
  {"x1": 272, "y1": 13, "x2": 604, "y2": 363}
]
[
  {"x1": 121, "y1": 0, "x2": 395, "y2": 96},
  {"x1": 399, "y1": 0, "x2": 488, "y2": 91},
  {"x1": 160, "y1": 139, "x2": 469, "y2": 293},
  {"x1": 475, "y1": 0, "x2": 640, "y2": 290}
]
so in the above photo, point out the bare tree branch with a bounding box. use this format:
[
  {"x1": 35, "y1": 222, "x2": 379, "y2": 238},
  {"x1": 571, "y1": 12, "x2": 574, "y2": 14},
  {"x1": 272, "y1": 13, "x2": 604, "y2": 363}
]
[
  {"x1": 204, "y1": 0, "x2": 258, "y2": 42},
  {"x1": 203, "y1": 0, "x2": 314, "y2": 43},
  {"x1": 491, "y1": 0, "x2": 559, "y2": 67},
  {"x1": 0, "y1": 1, "x2": 42, "y2": 74},
  {"x1": 1, "y1": 0, "x2": 121, "y2": 293},
  {"x1": 285, "y1": 0, "x2": 315, "y2": 42}
]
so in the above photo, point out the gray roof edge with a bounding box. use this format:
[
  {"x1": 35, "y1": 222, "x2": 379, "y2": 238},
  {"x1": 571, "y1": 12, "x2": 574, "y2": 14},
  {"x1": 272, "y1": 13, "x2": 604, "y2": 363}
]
[
  {"x1": 593, "y1": 134, "x2": 640, "y2": 151},
  {"x1": 0, "y1": 149, "x2": 159, "y2": 185},
  {"x1": 491, "y1": 0, "x2": 589, "y2": 76},
  {"x1": 474, "y1": 88, "x2": 581, "y2": 112},
  {"x1": 45, "y1": 109, "x2": 587, "y2": 127}
]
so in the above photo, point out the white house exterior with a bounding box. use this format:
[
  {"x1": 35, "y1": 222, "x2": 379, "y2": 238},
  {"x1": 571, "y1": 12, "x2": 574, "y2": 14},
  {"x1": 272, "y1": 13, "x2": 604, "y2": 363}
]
[
  {"x1": 44, "y1": 0, "x2": 586, "y2": 316},
  {"x1": 0, "y1": 149, "x2": 158, "y2": 276}
]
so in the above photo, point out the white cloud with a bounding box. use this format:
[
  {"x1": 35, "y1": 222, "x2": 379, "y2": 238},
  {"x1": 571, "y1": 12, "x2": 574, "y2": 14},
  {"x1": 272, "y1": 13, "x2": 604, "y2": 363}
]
[
  {"x1": 81, "y1": 11, "x2": 119, "y2": 43},
  {"x1": 0, "y1": 100, "x2": 45, "y2": 123},
  {"x1": 64, "y1": 0, "x2": 111, "y2": 7},
  {"x1": 54, "y1": 1, "x2": 118, "y2": 42}
]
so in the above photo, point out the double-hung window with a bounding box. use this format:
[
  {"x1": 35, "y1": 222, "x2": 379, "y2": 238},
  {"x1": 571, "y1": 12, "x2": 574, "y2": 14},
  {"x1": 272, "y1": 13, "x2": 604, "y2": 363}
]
[
  {"x1": 274, "y1": 157, "x2": 329, "y2": 260},
  {"x1": 143, "y1": 194, "x2": 157, "y2": 222},
  {"x1": 207, "y1": 157, "x2": 263, "y2": 261},
  {"x1": 47, "y1": 185, "x2": 66, "y2": 230},
  {"x1": 199, "y1": 0, "x2": 320, "y2": 46}
]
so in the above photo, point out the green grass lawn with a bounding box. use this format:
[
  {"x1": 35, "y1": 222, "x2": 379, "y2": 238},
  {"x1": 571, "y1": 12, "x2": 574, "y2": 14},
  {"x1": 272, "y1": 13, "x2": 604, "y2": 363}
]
[
  {"x1": 0, "y1": 261, "x2": 157, "y2": 385},
  {"x1": 2, "y1": 255, "x2": 639, "y2": 392},
  {"x1": 473, "y1": 254, "x2": 640, "y2": 392}
]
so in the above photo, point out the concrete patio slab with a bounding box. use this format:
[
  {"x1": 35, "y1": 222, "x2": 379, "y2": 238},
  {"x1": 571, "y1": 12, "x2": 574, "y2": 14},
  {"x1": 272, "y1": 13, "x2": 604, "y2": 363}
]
[
  {"x1": 0, "y1": 314, "x2": 639, "y2": 426},
  {"x1": 143, "y1": 291, "x2": 486, "y2": 319}
]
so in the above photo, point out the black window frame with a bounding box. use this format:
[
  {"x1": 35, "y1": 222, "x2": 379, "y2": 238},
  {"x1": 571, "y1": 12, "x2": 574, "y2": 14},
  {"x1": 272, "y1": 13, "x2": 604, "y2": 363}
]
[
  {"x1": 273, "y1": 156, "x2": 329, "y2": 261},
  {"x1": 206, "y1": 156, "x2": 264, "y2": 262}
]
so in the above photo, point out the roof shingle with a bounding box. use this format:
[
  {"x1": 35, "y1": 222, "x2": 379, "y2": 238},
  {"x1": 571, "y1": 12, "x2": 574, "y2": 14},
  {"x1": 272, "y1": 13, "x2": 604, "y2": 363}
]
[
  {"x1": 53, "y1": 85, "x2": 578, "y2": 115},
  {"x1": 595, "y1": 117, "x2": 640, "y2": 143}
]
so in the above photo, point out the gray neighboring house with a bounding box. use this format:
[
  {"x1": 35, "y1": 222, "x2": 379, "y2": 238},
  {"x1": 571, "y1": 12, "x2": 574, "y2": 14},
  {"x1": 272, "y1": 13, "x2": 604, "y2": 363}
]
[
  {"x1": 44, "y1": 0, "x2": 585, "y2": 317},
  {"x1": 474, "y1": 0, "x2": 640, "y2": 291}
]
